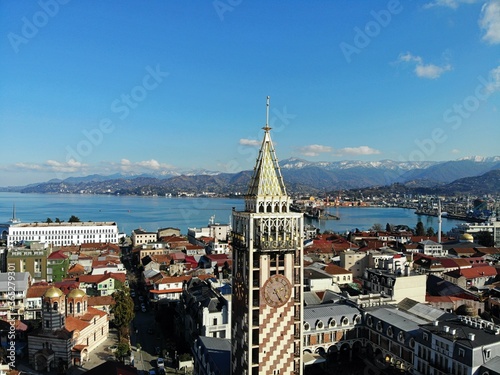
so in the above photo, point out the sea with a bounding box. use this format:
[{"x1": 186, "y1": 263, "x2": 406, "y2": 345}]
[{"x1": 0, "y1": 192, "x2": 465, "y2": 236}]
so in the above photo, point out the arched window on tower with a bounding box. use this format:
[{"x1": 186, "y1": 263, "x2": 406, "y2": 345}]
[
  {"x1": 53, "y1": 302, "x2": 58, "y2": 311},
  {"x1": 69, "y1": 303, "x2": 73, "y2": 314},
  {"x1": 77, "y1": 302, "x2": 81, "y2": 314}
]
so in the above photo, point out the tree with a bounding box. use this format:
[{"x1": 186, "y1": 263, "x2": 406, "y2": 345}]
[
  {"x1": 415, "y1": 221, "x2": 425, "y2": 236},
  {"x1": 45, "y1": 218, "x2": 53, "y2": 223},
  {"x1": 68, "y1": 215, "x2": 80, "y2": 223},
  {"x1": 371, "y1": 223, "x2": 383, "y2": 232},
  {"x1": 385, "y1": 223, "x2": 392, "y2": 232},
  {"x1": 426, "y1": 227, "x2": 436, "y2": 237},
  {"x1": 111, "y1": 290, "x2": 134, "y2": 331},
  {"x1": 476, "y1": 230, "x2": 494, "y2": 247},
  {"x1": 115, "y1": 342, "x2": 130, "y2": 363},
  {"x1": 55, "y1": 218, "x2": 62, "y2": 223}
]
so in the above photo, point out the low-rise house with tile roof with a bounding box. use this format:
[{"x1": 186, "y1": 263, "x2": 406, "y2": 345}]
[
  {"x1": 26, "y1": 283, "x2": 51, "y2": 320},
  {"x1": 87, "y1": 295, "x2": 115, "y2": 314},
  {"x1": 47, "y1": 250, "x2": 69, "y2": 283},
  {"x1": 443, "y1": 265, "x2": 497, "y2": 290},
  {"x1": 67, "y1": 263, "x2": 86, "y2": 278},
  {"x1": 425, "y1": 295, "x2": 485, "y2": 316},
  {"x1": 150, "y1": 275, "x2": 191, "y2": 303},
  {"x1": 448, "y1": 246, "x2": 479, "y2": 257},
  {"x1": 77, "y1": 273, "x2": 126, "y2": 296}
]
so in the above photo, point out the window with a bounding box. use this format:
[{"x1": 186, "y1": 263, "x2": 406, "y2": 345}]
[
  {"x1": 484, "y1": 349, "x2": 491, "y2": 359},
  {"x1": 304, "y1": 322, "x2": 310, "y2": 331},
  {"x1": 423, "y1": 332, "x2": 429, "y2": 341},
  {"x1": 458, "y1": 348, "x2": 465, "y2": 357}
]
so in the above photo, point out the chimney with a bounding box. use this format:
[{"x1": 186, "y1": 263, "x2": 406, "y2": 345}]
[
  {"x1": 433, "y1": 321, "x2": 439, "y2": 327},
  {"x1": 443, "y1": 326, "x2": 450, "y2": 333},
  {"x1": 468, "y1": 333, "x2": 475, "y2": 341}
]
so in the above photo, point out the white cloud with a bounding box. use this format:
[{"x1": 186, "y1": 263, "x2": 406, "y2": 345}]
[
  {"x1": 15, "y1": 159, "x2": 88, "y2": 173},
  {"x1": 334, "y1": 146, "x2": 381, "y2": 156},
  {"x1": 484, "y1": 65, "x2": 500, "y2": 93},
  {"x1": 298, "y1": 144, "x2": 332, "y2": 157},
  {"x1": 480, "y1": 1, "x2": 500, "y2": 44},
  {"x1": 423, "y1": 0, "x2": 480, "y2": 9},
  {"x1": 239, "y1": 138, "x2": 260, "y2": 146},
  {"x1": 396, "y1": 52, "x2": 452, "y2": 79},
  {"x1": 114, "y1": 158, "x2": 175, "y2": 172},
  {"x1": 415, "y1": 63, "x2": 452, "y2": 79},
  {"x1": 451, "y1": 148, "x2": 461, "y2": 154}
]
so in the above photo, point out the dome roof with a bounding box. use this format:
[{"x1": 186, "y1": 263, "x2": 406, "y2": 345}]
[
  {"x1": 461, "y1": 233, "x2": 474, "y2": 242},
  {"x1": 67, "y1": 288, "x2": 86, "y2": 299},
  {"x1": 44, "y1": 286, "x2": 63, "y2": 298}
]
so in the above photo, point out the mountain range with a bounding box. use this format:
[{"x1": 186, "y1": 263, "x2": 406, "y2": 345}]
[{"x1": 2, "y1": 156, "x2": 500, "y2": 196}]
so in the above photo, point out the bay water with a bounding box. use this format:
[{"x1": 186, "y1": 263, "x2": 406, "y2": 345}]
[{"x1": 0, "y1": 192, "x2": 464, "y2": 236}]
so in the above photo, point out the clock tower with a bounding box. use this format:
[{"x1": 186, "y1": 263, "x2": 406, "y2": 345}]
[{"x1": 231, "y1": 97, "x2": 304, "y2": 375}]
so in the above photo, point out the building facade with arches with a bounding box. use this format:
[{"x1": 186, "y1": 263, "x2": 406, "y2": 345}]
[
  {"x1": 27, "y1": 286, "x2": 108, "y2": 372},
  {"x1": 302, "y1": 302, "x2": 364, "y2": 366}
]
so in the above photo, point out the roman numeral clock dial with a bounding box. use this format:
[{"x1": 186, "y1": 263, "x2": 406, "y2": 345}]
[{"x1": 262, "y1": 274, "x2": 292, "y2": 308}]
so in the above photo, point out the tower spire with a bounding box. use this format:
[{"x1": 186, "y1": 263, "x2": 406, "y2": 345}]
[
  {"x1": 246, "y1": 96, "x2": 288, "y2": 203},
  {"x1": 264, "y1": 95, "x2": 270, "y2": 131}
]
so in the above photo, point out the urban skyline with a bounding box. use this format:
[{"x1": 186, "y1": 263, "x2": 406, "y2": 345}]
[{"x1": 1, "y1": 0, "x2": 500, "y2": 186}]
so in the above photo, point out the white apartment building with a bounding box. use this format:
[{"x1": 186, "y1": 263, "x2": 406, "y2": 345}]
[{"x1": 6, "y1": 221, "x2": 119, "y2": 247}]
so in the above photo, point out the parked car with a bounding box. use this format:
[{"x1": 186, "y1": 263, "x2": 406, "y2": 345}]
[{"x1": 157, "y1": 357, "x2": 164, "y2": 369}]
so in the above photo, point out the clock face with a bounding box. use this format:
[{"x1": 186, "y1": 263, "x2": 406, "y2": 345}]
[
  {"x1": 262, "y1": 274, "x2": 292, "y2": 308},
  {"x1": 234, "y1": 272, "x2": 245, "y2": 301}
]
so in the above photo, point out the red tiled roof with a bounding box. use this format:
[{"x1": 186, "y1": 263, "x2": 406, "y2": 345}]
[
  {"x1": 27, "y1": 285, "x2": 51, "y2": 298},
  {"x1": 78, "y1": 274, "x2": 104, "y2": 283},
  {"x1": 88, "y1": 295, "x2": 115, "y2": 306},
  {"x1": 48, "y1": 250, "x2": 68, "y2": 260},
  {"x1": 68, "y1": 263, "x2": 85, "y2": 275},
  {"x1": 451, "y1": 247, "x2": 477, "y2": 255},
  {"x1": 185, "y1": 244, "x2": 205, "y2": 250},
  {"x1": 65, "y1": 316, "x2": 90, "y2": 332},
  {"x1": 156, "y1": 275, "x2": 191, "y2": 285},
  {"x1": 324, "y1": 264, "x2": 351, "y2": 275},
  {"x1": 459, "y1": 266, "x2": 497, "y2": 279},
  {"x1": 426, "y1": 295, "x2": 463, "y2": 303}
]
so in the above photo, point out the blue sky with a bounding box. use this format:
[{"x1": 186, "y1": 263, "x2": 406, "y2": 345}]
[{"x1": 1, "y1": 0, "x2": 499, "y2": 186}]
